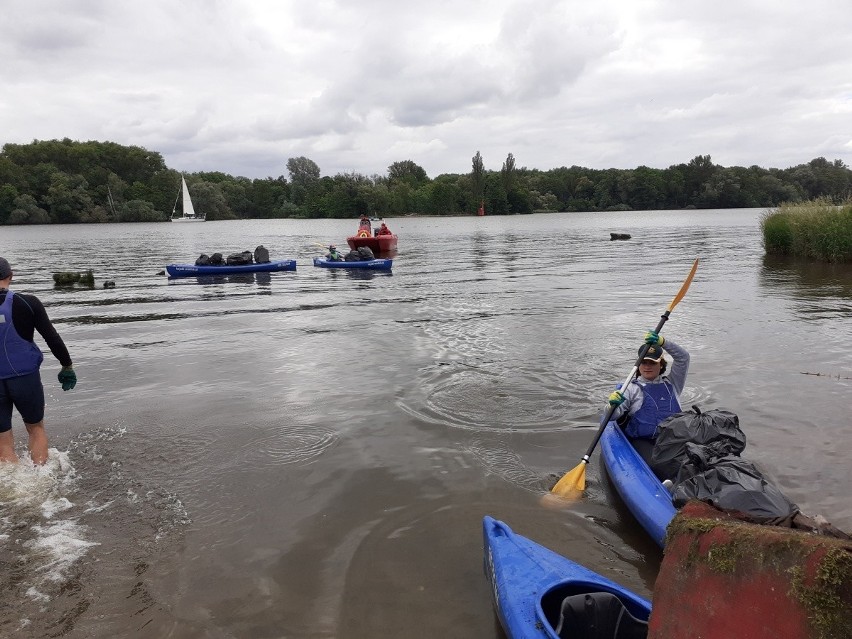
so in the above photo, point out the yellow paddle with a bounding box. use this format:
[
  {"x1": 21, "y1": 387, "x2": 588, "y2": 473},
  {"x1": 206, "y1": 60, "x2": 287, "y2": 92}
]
[{"x1": 551, "y1": 259, "x2": 699, "y2": 499}]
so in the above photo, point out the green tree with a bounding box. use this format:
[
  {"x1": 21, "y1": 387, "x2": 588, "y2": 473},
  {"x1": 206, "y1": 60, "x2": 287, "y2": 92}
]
[
  {"x1": 0, "y1": 184, "x2": 19, "y2": 224},
  {"x1": 287, "y1": 157, "x2": 321, "y2": 184},
  {"x1": 7, "y1": 194, "x2": 51, "y2": 224},
  {"x1": 471, "y1": 151, "x2": 485, "y2": 213},
  {"x1": 45, "y1": 173, "x2": 94, "y2": 223},
  {"x1": 115, "y1": 199, "x2": 165, "y2": 222},
  {"x1": 188, "y1": 181, "x2": 235, "y2": 220},
  {"x1": 501, "y1": 153, "x2": 516, "y2": 193},
  {"x1": 388, "y1": 160, "x2": 429, "y2": 188}
]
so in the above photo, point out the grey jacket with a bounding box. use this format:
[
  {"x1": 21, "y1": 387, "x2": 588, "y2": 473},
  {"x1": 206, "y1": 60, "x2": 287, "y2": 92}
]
[{"x1": 611, "y1": 339, "x2": 690, "y2": 421}]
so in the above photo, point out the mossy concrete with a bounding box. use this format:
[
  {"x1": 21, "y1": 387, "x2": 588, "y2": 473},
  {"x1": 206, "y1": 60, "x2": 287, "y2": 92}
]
[{"x1": 649, "y1": 501, "x2": 851, "y2": 639}]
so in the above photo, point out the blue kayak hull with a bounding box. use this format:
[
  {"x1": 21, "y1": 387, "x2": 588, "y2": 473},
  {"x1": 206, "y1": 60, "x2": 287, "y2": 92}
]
[
  {"x1": 600, "y1": 422, "x2": 676, "y2": 547},
  {"x1": 313, "y1": 257, "x2": 392, "y2": 270},
  {"x1": 166, "y1": 260, "x2": 296, "y2": 277},
  {"x1": 483, "y1": 516, "x2": 651, "y2": 639}
]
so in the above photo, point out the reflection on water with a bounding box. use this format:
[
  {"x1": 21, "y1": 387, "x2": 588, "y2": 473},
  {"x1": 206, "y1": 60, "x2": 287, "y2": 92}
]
[
  {"x1": 761, "y1": 254, "x2": 852, "y2": 301},
  {"x1": 0, "y1": 211, "x2": 848, "y2": 637}
]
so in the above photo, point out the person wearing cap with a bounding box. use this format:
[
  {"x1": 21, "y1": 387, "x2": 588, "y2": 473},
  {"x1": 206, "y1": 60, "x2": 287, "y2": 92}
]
[
  {"x1": 606, "y1": 330, "x2": 690, "y2": 464},
  {"x1": 0, "y1": 257, "x2": 76, "y2": 465},
  {"x1": 326, "y1": 245, "x2": 344, "y2": 262}
]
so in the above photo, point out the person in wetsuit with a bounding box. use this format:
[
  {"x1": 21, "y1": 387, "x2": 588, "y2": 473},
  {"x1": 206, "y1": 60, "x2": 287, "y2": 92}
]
[
  {"x1": 606, "y1": 331, "x2": 690, "y2": 465},
  {"x1": 0, "y1": 257, "x2": 76, "y2": 465}
]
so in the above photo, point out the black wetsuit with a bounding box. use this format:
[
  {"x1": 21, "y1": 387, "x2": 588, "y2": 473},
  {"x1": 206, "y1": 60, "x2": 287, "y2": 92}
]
[{"x1": 0, "y1": 290, "x2": 72, "y2": 367}]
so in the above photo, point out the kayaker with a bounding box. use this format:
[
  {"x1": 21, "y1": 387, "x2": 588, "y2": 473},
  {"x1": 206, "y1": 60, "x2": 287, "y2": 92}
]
[
  {"x1": 0, "y1": 257, "x2": 76, "y2": 465},
  {"x1": 606, "y1": 331, "x2": 690, "y2": 464},
  {"x1": 326, "y1": 245, "x2": 343, "y2": 261}
]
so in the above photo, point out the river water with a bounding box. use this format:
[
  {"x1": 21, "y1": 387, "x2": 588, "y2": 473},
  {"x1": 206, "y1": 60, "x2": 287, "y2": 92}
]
[{"x1": 0, "y1": 209, "x2": 849, "y2": 637}]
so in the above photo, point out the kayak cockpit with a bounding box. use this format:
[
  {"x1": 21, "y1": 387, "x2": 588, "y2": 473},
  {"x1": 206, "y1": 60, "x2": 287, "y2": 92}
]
[{"x1": 540, "y1": 582, "x2": 650, "y2": 638}]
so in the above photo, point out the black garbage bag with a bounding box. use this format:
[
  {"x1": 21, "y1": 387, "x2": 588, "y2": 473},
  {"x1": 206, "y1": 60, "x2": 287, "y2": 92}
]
[
  {"x1": 357, "y1": 246, "x2": 375, "y2": 260},
  {"x1": 344, "y1": 250, "x2": 362, "y2": 261},
  {"x1": 672, "y1": 452, "x2": 799, "y2": 525},
  {"x1": 226, "y1": 251, "x2": 253, "y2": 266},
  {"x1": 650, "y1": 407, "x2": 746, "y2": 480},
  {"x1": 209, "y1": 252, "x2": 224, "y2": 265},
  {"x1": 254, "y1": 245, "x2": 270, "y2": 264},
  {"x1": 195, "y1": 254, "x2": 210, "y2": 266}
]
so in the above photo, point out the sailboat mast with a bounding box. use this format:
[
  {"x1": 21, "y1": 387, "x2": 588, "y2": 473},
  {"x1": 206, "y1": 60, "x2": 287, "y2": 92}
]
[
  {"x1": 171, "y1": 180, "x2": 182, "y2": 217},
  {"x1": 107, "y1": 186, "x2": 118, "y2": 217}
]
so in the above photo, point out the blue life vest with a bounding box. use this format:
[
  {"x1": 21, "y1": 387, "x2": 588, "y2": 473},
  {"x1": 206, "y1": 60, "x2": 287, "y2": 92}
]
[
  {"x1": 0, "y1": 291, "x2": 44, "y2": 379},
  {"x1": 624, "y1": 379, "x2": 681, "y2": 440}
]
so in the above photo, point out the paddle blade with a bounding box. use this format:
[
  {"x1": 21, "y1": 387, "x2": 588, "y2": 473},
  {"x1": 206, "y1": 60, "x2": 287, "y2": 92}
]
[
  {"x1": 667, "y1": 258, "x2": 699, "y2": 311},
  {"x1": 550, "y1": 462, "x2": 587, "y2": 498}
]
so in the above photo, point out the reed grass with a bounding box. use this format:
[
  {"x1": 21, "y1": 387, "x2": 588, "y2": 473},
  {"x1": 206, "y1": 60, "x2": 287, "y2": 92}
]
[{"x1": 761, "y1": 198, "x2": 852, "y2": 263}]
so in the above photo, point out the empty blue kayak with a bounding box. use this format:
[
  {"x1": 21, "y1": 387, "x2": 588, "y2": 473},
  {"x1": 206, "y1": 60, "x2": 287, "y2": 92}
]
[
  {"x1": 166, "y1": 260, "x2": 296, "y2": 278},
  {"x1": 600, "y1": 421, "x2": 676, "y2": 548},
  {"x1": 483, "y1": 516, "x2": 651, "y2": 638},
  {"x1": 312, "y1": 257, "x2": 392, "y2": 271}
]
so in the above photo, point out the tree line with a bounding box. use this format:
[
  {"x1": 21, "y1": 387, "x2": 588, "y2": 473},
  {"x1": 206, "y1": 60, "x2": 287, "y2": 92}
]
[{"x1": 1, "y1": 138, "x2": 850, "y2": 224}]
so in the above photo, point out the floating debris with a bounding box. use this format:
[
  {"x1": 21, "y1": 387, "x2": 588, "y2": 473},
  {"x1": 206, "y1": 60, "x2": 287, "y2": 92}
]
[
  {"x1": 800, "y1": 371, "x2": 852, "y2": 380},
  {"x1": 52, "y1": 270, "x2": 95, "y2": 287}
]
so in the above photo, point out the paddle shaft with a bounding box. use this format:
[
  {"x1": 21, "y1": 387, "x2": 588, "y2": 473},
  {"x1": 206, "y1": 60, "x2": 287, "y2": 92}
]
[{"x1": 578, "y1": 311, "x2": 673, "y2": 464}]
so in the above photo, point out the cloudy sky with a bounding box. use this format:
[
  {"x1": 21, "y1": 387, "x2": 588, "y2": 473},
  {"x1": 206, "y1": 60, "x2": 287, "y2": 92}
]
[{"x1": 2, "y1": 0, "x2": 850, "y2": 180}]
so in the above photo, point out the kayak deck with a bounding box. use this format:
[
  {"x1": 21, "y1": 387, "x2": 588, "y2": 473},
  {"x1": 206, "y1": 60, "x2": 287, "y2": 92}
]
[
  {"x1": 313, "y1": 257, "x2": 392, "y2": 270},
  {"x1": 166, "y1": 260, "x2": 296, "y2": 277},
  {"x1": 600, "y1": 421, "x2": 676, "y2": 547},
  {"x1": 483, "y1": 516, "x2": 651, "y2": 638}
]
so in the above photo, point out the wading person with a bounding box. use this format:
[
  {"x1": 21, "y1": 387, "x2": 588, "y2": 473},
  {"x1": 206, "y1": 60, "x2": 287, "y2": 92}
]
[
  {"x1": 0, "y1": 257, "x2": 76, "y2": 465},
  {"x1": 606, "y1": 331, "x2": 690, "y2": 465}
]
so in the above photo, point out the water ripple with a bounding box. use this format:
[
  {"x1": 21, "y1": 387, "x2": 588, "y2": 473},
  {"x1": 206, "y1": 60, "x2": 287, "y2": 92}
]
[{"x1": 238, "y1": 424, "x2": 340, "y2": 467}]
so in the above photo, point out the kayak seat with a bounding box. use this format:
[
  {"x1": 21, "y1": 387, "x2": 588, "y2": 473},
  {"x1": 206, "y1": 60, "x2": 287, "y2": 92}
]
[{"x1": 555, "y1": 592, "x2": 648, "y2": 639}]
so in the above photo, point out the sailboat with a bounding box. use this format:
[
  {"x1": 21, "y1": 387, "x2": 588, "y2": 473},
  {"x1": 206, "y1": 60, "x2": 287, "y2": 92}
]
[{"x1": 171, "y1": 176, "x2": 205, "y2": 222}]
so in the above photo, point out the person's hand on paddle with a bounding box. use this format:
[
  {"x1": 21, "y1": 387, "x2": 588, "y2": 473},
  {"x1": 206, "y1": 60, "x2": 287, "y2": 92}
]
[
  {"x1": 608, "y1": 390, "x2": 626, "y2": 407},
  {"x1": 58, "y1": 366, "x2": 77, "y2": 391},
  {"x1": 644, "y1": 330, "x2": 665, "y2": 347}
]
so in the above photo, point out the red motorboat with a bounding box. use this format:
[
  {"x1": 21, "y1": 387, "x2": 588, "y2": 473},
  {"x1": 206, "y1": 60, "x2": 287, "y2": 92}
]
[{"x1": 346, "y1": 217, "x2": 398, "y2": 253}]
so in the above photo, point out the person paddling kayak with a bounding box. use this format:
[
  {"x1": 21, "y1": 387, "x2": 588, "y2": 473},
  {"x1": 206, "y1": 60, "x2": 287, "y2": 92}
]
[{"x1": 607, "y1": 331, "x2": 690, "y2": 465}]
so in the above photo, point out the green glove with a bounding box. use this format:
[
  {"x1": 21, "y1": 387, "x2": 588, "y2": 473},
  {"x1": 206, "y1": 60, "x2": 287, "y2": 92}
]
[
  {"x1": 608, "y1": 390, "x2": 625, "y2": 407},
  {"x1": 58, "y1": 366, "x2": 77, "y2": 391},
  {"x1": 644, "y1": 330, "x2": 665, "y2": 347}
]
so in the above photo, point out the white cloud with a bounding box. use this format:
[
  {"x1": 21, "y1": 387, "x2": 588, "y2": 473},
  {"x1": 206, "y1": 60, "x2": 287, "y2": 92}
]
[{"x1": 1, "y1": 0, "x2": 850, "y2": 179}]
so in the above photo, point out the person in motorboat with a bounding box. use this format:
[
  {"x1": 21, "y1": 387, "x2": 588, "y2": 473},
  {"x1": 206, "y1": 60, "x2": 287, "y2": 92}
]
[
  {"x1": 0, "y1": 257, "x2": 76, "y2": 465},
  {"x1": 357, "y1": 215, "x2": 372, "y2": 238},
  {"x1": 377, "y1": 222, "x2": 393, "y2": 236},
  {"x1": 606, "y1": 331, "x2": 690, "y2": 465},
  {"x1": 326, "y1": 245, "x2": 344, "y2": 261}
]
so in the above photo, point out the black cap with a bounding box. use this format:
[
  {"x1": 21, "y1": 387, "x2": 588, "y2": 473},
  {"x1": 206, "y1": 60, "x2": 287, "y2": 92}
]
[{"x1": 639, "y1": 344, "x2": 664, "y2": 362}]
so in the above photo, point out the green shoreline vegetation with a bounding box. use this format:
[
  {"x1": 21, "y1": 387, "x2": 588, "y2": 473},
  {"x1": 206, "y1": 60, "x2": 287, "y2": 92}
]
[
  {"x1": 2, "y1": 138, "x2": 851, "y2": 228},
  {"x1": 762, "y1": 199, "x2": 852, "y2": 263}
]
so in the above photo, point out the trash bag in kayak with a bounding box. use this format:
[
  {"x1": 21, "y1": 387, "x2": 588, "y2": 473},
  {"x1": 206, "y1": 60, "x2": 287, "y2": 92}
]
[
  {"x1": 650, "y1": 406, "x2": 746, "y2": 480},
  {"x1": 672, "y1": 451, "x2": 799, "y2": 525}
]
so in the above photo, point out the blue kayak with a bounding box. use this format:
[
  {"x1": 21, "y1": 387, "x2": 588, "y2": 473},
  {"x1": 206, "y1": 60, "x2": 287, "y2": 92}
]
[
  {"x1": 600, "y1": 421, "x2": 676, "y2": 548},
  {"x1": 312, "y1": 257, "x2": 392, "y2": 271},
  {"x1": 483, "y1": 516, "x2": 651, "y2": 638},
  {"x1": 166, "y1": 260, "x2": 296, "y2": 278}
]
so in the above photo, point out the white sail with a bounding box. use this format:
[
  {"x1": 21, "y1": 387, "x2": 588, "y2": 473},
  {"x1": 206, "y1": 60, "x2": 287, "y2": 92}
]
[
  {"x1": 181, "y1": 177, "x2": 196, "y2": 218},
  {"x1": 171, "y1": 175, "x2": 205, "y2": 222}
]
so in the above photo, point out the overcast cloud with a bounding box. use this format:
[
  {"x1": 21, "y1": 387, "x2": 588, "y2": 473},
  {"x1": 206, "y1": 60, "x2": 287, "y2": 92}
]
[{"x1": 2, "y1": 0, "x2": 850, "y2": 179}]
